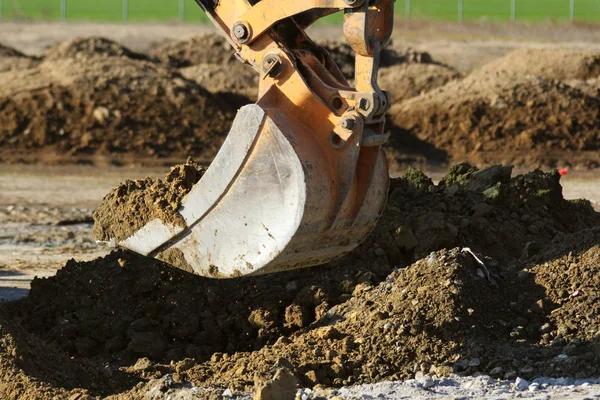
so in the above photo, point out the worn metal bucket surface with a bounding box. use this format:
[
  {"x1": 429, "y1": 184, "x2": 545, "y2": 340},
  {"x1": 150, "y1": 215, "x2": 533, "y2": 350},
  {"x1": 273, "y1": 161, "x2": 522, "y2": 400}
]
[{"x1": 116, "y1": 104, "x2": 388, "y2": 278}]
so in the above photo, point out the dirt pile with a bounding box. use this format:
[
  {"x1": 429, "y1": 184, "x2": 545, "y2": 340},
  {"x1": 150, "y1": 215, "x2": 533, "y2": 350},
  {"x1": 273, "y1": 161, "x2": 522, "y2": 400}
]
[
  {"x1": 476, "y1": 48, "x2": 600, "y2": 81},
  {"x1": 149, "y1": 34, "x2": 237, "y2": 68},
  {"x1": 0, "y1": 38, "x2": 234, "y2": 165},
  {"x1": 0, "y1": 315, "x2": 128, "y2": 399},
  {"x1": 379, "y1": 62, "x2": 461, "y2": 103},
  {"x1": 179, "y1": 62, "x2": 258, "y2": 106},
  {"x1": 44, "y1": 37, "x2": 149, "y2": 62},
  {"x1": 390, "y1": 71, "x2": 600, "y2": 169},
  {"x1": 0, "y1": 43, "x2": 40, "y2": 73},
  {"x1": 93, "y1": 158, "x2": 205, "y2": 243},
  {"x1": 1, "y1": 163, "x2": 599, "y2": 396}
]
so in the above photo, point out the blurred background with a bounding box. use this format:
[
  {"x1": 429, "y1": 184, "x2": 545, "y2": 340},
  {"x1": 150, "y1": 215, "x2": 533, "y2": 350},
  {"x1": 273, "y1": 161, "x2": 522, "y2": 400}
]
[{"x1": 0, "y1": 0, "x2": 599, "y2": 23}]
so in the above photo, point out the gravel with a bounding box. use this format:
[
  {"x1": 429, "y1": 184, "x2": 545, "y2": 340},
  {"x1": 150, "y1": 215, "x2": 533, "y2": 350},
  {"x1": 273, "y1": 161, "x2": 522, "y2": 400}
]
[{"x1": 137, "y1": 374, "x2": 600, "y2": 399}]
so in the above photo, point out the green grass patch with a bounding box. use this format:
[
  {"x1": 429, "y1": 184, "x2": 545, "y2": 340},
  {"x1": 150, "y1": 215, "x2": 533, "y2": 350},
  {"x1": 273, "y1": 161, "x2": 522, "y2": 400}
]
[{"x1": 0, "y1": 0, "x2": 599, "y2": 23}]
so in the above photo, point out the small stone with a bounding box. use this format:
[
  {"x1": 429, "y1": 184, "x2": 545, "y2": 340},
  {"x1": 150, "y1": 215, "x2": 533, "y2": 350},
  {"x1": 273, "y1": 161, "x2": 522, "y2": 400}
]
[
  {"x1": 393, "y1": 226, "x2": 419, "y2": 251},
  {"x1": 374, "y1": 247, "x2": 386, "y2": 257},
  {"x1": 528, "y1": 382, "x2": 540, "y2": 392},
  {"x1": 93, "y1": 106, "x2": 110, "y2": 125},
  {"x1": 421, "y1": 377, "x2": 435, "y2": 389},
  {"x1": 223, "y1": 388, "x2": 233, "y2": 398},
  {"x1": 315, "y1": 326, "x2": 339, "y2": 340},
  {"x1": 254, "y1": 368, "x2": 298, "y2": 400},
  {"x1": 427, "y1": 252, "x2": 437, "y2": 266},
  {"x1": 504, "y1": 371, "x2": 517, "y2": 380},
  {"x1": 489, "y1": 366, "x2": 504, "y2": 377},
  {"x1": 131, "y1": 357, "x2": 153, "y2": 372},
  {"x1": 285, "y1": 281, "x2": 298, "y2": 291},
  {"x1": 175, "y1": 358, "x2": 195, "y2": 373},
  {"x1": 514, "y1": 377, "x2": 529, "y2": 391},
  {"x1": 555, "y1": 377, "x2": 574, "y2": 386},
  {"x1": 540, "y1": 323, "x2": 552, "y2": 333},
  {"x1": 469, "y1": 358, "x2": 481, "y2": 367}
]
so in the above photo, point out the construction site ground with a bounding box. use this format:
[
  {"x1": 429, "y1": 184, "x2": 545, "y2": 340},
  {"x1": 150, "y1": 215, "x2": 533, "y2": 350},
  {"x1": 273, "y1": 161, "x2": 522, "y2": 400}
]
[{"x1": 0, "y1": 20, "x2": 600, "y2": 399}]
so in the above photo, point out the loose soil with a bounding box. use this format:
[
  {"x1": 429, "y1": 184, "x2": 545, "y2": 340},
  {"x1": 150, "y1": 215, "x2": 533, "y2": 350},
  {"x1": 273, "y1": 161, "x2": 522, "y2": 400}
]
[
  {"x1": 0, "y1": 37, "x2": 234, "y2": 165},
  {"x1": 1, "y1": 163, "x2": 599, "y2": 398},
  {"x1": 476, "y1": 48, "x2": 600, "y2": 81},
  {"x1": 93, "y1": 158, "x2": 205, "y2": 243},
  {"x1": 0, "y1": 44, "x2": 39, "y2": 73},
  {"x1": 390, "y1": 71, "x2": 600, "y2": 169},
  {"x1": 148, "y1": 34, "x2": 238, "y2": 68},
  {"x1": 379, "y1": 62, "x2": 461, "y2": 104},
  {"x1": 2, "y1": 34, "x2": 600, "y2": 169}
]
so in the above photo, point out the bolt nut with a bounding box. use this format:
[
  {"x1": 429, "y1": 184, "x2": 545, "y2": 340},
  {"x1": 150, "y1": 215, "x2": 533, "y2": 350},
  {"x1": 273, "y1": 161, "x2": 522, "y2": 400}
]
[
  {"x1": 232, "y1": 22, "x2": 250, "y2": 43},
  {"x1": 340, "y1": 118, "x2": 355, "y2": 130},
  {"x1": 262, "y1": 54, "x2": 283, "y2": 78},
  {"x1": 358, "y1": 97, "x2": 371, "y2": 112}
]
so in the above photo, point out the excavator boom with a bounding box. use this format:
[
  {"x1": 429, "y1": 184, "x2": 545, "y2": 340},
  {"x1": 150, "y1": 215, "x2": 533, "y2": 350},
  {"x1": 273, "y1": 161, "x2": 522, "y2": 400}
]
[{"x1": 106, "y1": 0, "x2": 394, "y2": 277}]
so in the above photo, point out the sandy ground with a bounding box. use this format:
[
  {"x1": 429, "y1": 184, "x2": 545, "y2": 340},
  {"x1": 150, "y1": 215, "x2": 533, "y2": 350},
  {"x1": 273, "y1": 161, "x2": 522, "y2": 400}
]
[
  {"x1": 2, "y1": 20, "x2": 600, "y2": 72},
  {"x1": 1, "y1": 164, "x2": 598, "y2": 304}
]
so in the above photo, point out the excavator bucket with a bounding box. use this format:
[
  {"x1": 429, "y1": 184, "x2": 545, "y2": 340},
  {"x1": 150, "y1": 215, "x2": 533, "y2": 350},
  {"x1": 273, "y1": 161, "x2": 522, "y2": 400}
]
[
  {"x1": 99, "y1": 0, "x2": 395, "y2": 277},
  {"x1": 118, "y1": 104, "x2": 388, "y2": 277}
]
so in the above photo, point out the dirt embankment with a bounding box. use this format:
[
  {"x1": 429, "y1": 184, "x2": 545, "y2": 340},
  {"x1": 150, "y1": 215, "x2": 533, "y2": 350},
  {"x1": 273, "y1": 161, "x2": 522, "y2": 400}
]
[
  {"x1": 390, "y1": 71, "x2": 600, "y2": 169},
  {"x1": 1, "y1": 162, "x2": 599, "y2": 397},
  {"x1": 476, "y1": 48, "x2": 600, "y2": 81},
  {"x1": 1, "y1": 35, "x2": 600, "y2": 170},
  {"x1": 0, "y1": 37, "x2": 234, "y2": 165}
]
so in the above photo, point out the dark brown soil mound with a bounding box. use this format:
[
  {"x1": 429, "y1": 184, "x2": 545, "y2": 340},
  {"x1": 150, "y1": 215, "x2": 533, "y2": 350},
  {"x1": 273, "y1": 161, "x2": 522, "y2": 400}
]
[
  {"x1": 44, "y1": 37, "x2": 149, "y2": 61},
  {"x1": 149, "y1": 34, "x2": 237, "y2": 68},
  {"x1": 390, "y1": 72, "x2": 600, "y2": 169},
  {"x1": 476, "y1": 48, "x2": 600, "y2": 81},
  {"x1": 93, "y1": 158, "x2": 205, "y2": 243},
  {"x1": 1, "y1": 164, "x2": 599, "y2": 396},
  {"x1": 0, "y1": 43, "x2": 40, "y2": 73},
  {"x1": 0, "y1": 53, "x2": 234, "y2": 165}
]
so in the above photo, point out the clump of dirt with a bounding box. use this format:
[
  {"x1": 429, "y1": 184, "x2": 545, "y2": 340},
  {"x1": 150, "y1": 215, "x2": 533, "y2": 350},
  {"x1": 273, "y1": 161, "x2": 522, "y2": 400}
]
[
  {"x1": 1, "y1": 164, "x2": 599, "y2": 396},
  {"x1": 476, "y1": 48, "x2": 600, "y2": 81},
  {"x1": 379, "y1": 63, "x2": 461, "y2": 103},
  {"x1": 390, "y1": 71, "x2": 600, "y2": 169},
  {"x1": 528, "y1": 228, "x2": 600, "y2": 343},
  {"x1": 0, "y1": 43, "x2": 40, "y2": 73},
  {"x1": 93, "y1": 158, "x2": 205, "y2": 243},
  {"x1": 149, "y1": 34, "x2": 237, "y2": 68},
  {"x1": 0, "y1": 49, "x2": 234, "y2": 165},
  {"x1": 0, "y1": 316, "x2": 128, "y2": 398}
]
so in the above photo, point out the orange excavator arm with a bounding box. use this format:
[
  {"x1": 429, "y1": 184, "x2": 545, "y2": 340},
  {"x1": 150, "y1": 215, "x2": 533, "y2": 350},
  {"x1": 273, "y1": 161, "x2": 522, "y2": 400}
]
[{"x1": 104, "y1": 0, "x2": 395, "y2": 277}]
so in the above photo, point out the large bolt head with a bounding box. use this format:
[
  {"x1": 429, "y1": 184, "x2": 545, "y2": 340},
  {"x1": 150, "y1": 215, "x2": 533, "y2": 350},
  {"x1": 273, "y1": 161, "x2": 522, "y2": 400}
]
[{"x1": 232, "y1": 23, "x2": 249, "y2": 41}]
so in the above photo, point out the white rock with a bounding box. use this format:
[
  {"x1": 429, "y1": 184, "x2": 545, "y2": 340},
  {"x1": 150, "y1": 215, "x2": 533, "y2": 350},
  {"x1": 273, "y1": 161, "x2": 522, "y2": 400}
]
[
  {"x1": 556, "y1": 377, "x2": 575, "y2": 386},
  {"x1": 528, "y1": 382, "x2": 540, "y2": 392},
  {"x1": 514, "y1": 377, "x2": 530, "y2": 391},
  {"x1": 421, "y1": 377, "x2": 435, "y2": 389}
]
